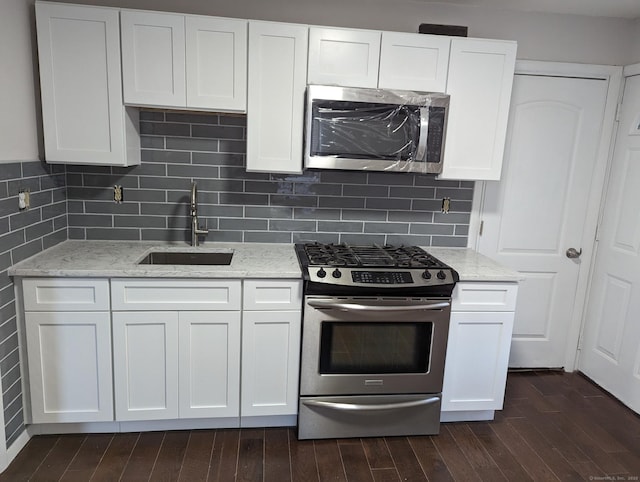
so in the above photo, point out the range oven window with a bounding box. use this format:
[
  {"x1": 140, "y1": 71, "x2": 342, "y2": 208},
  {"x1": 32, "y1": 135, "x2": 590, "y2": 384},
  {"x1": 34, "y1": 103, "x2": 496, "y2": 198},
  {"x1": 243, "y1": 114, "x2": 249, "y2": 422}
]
[{"x1": 319, "y1": 321, "x2": 433, "y2": 374}]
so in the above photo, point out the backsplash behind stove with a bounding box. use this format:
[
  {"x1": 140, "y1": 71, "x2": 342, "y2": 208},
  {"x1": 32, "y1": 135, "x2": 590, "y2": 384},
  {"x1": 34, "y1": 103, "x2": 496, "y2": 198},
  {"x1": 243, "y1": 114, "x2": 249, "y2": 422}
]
[{"x1": 66, "y1": 110, "x2": 473, "y2": 246}]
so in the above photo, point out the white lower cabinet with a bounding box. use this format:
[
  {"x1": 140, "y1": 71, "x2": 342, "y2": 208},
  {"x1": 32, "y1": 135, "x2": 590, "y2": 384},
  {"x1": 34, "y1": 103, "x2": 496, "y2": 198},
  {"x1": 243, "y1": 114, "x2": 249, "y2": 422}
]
[
  {"x1": 111, "y1": 279, "x2": 242, "y2": 422},
  {"x1": 23, "y1": 277, "x2": 302, "y2": 427},
  {"x1": 26, "y1": 311, "x2": 114, "y2": 423},
  {"x1": 23, "y1": 278, "x2": 113, "y2": 423},
  {"x1": 241, "y1": 280, "x2": 302, "y2": 420},
  {"x1": 112, "y1": 310, "x2": 241, "y2": 421},
  {"x1": 241, "y1": 310, "x2": 301, "y2": 417},
  {"x1": 441, "y1": 282, "x2": 518, "y2": 421}
]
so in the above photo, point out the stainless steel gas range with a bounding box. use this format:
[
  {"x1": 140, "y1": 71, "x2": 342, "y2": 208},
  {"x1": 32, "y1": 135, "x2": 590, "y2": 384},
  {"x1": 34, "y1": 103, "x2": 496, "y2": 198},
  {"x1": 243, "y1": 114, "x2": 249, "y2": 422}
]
[{"x1": 295, "y1": 243, "x2": 459, "y2": 440}]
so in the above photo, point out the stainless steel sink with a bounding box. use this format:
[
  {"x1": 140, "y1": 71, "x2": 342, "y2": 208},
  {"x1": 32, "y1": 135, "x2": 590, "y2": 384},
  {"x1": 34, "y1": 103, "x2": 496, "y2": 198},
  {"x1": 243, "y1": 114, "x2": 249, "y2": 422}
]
[{"x1": 138, "y1": 251, "x2": 233, "y2": 265}]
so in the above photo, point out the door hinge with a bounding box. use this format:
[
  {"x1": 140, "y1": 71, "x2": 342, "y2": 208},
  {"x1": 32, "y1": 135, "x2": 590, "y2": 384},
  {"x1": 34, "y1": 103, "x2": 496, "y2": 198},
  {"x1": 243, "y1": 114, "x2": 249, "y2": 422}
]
[
  {"x1": 479, "y1": 220, "x2": 484, "y2": 236},
  {"x1": 615, "y1": 103, "x2": 622, "y2": 122}
]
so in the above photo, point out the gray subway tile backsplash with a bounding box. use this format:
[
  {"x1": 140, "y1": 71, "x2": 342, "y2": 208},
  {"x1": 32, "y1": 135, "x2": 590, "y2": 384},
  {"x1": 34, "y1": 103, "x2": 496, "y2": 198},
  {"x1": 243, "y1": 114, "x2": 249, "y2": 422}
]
[{"x1": 61, "y1": 110, "x2": 473, "y2": 247}]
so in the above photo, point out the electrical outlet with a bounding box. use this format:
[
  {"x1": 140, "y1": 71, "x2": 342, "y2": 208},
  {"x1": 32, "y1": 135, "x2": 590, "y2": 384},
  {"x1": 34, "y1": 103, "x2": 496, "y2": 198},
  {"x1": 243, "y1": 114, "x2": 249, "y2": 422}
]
[
  {"x1": 114, "y1": 185, "x2": 123, "y2": 204},
  {"x1": 441, "y1": 197, "x2": 451, "y2": 214},
  {"x1": 18, "y1": 189, "x2": 30, "y2": 210}
]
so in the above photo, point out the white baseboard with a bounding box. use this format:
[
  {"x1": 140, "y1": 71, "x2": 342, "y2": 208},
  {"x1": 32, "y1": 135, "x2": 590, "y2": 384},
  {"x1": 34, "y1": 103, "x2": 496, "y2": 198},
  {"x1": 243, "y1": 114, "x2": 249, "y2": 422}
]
[
  {"x1": 0, "y1": 429, "x2": 31, "y2": 473},
  {"x1": 27, "y1": 413, "x2": 297, "y2": 436},
  {"x1": 440, "y1": 410, "x2": 495, "y2": 422},
  {"x1": 240, "y1": 415, "x2": 296, "y2": 428}
]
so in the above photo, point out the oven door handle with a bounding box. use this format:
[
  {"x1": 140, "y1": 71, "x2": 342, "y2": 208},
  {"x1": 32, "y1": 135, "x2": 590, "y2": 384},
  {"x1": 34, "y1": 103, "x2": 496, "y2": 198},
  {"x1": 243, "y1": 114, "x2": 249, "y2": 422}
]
[
  {"x1": 307, "y1": 300, "x2": 450, "y2": 312},
  {"x1": 302, "y1": 396, "x2": 440, "y2": 412}
]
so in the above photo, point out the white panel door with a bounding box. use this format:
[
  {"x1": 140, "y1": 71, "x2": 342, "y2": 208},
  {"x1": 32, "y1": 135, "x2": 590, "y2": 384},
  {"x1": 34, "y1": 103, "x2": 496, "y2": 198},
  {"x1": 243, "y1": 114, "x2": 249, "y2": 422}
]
[
  {"x1": 121, "y1": 10, "x2": 186, "y2": 107},
  {"x1": 26, "y1": 311, "x2": 113, "y2": 423},
  {"x1": 378, "y1": 32, "x2": 449, "y2": 92},
  {"x1": 35, "y1": 3, "x2": 133, "y2": 165},
  {"x1": 178, "y1": 311, "x2": 241, "y2": 418},
  {"x1": 442, "y1": 311, "x2": 514, "y2": 411},
  {"x1": 307, "y1": 27, "x2": 381, "y2": 88},
  {"x1": 186, "y1": 16, "x2": 247, "y2": 111},
  {"x1": 441, "y1": 38, "x2": 516, "y2": 180},
  {"x1": 241, "y1": 310, "x2": 301, "y2": 417},
  {"x1": 579, "y1": 74, "x2": 640, "y2": 414},
  {"x1": 478, "y1": 75, "x2": 609, "y2": 367},
  {"x1": 247, "y1": 21, "x2": 308, "y2": 173},
  {"x1": 113, "y1": 312, "x2": 179, "y2": 421}
]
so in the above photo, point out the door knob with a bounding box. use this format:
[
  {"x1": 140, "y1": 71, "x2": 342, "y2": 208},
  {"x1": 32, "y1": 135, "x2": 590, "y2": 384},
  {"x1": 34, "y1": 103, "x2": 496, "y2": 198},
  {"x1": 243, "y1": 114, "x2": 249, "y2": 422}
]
[{"x1": 566, "y1": 247, "x2": 582, "y2": 259}]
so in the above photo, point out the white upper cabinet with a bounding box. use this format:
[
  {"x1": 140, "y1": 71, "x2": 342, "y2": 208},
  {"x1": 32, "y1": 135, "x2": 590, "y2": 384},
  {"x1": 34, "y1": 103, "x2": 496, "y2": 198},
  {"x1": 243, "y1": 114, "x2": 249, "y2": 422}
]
[
  {"x1": 186, "y1": 16, "x2": 247, "y2": 111},
  {"x1": 35, "y1": 2, "x2": 140, "y2": 166},
  {"x1": 121, "y1": 10, "x2": 187, "y2": 107},
  {"x1": 440, "y1": 38, "x2": 517, "y2": 180},
  {"x1": 121, "y1": 11, "x2": 247, "y2": 112},
  {"x1": 247, "y1": 21, "x2": 308, "y2": 174},
  {"x1": 378, "y1": 32, "x2": 450, "y2": 92},
  {"x1": 307, "y1": 27, "x2": 381, "y2": 88}
]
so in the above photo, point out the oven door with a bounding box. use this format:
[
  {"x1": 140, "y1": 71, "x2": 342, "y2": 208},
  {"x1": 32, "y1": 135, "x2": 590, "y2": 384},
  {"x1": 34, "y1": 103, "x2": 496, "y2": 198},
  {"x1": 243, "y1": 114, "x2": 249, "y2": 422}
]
[{"x1": 299, "y1": 296, "x2": 450, "y2": 396}]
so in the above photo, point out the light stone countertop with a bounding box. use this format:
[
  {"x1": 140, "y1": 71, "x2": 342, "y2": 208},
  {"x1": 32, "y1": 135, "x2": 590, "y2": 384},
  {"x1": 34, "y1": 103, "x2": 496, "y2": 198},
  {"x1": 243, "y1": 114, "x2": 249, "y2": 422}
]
[
  {"x1": 428, "y1": 247, "x2": 522, "y2": 282},
  {"x1": 8, "y1": 241, "x2": 302, "y2": 279},
  {"x1": 8, "y1": 241, "x2": 520, "y2": 282}
]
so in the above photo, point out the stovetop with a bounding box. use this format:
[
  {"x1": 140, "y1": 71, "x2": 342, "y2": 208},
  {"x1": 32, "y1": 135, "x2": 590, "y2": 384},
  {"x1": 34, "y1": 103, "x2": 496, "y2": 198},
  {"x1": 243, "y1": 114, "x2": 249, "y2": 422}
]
[
  {"x1": 301, "y1": 243, "x2": 449, "y2": 269},
  {"x1": 295, "y1": 243, "x2": 459, "y2": 295}
]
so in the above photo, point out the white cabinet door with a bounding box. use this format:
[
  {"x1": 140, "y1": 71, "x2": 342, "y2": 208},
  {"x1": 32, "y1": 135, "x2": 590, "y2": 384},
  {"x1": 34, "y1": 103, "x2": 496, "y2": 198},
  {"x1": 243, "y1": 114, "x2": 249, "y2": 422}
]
[
  {"x1": 113, "y1": 312, "x2": 179, "y2": 421},
  {"x1": 186, "y1": 16, "x2": 247, "y2": 112},
  {"x1": 247, "y1": 21, "x2": 308, "y2": 173},
  {"x1": 378, "y1": 32, "x2": 450, "y2": 92},
  {"x1": 442, "y1": 311, "x2": 515, "y2": 411},
  {"x1": 441, "y1": 38, "x2": 517, "y2": 180},
  {"x1": 178, "y1": 311, "x2": 241, "y2": 418},
  {"x1": 241, "y1": 310, "x2": 301, "y2": 417},
  {"x1": 121, "y1": 10, "x2": 186, "y2": 107},
  {"x1": 307, "y1": 27, "x2": 381, "y2": 88},
  {"x1": 26, "y1": 311, "x2": 113, "y2": 423},
  {"x1": 35, "y1": 2, "x2": 139, "y2": 166}
]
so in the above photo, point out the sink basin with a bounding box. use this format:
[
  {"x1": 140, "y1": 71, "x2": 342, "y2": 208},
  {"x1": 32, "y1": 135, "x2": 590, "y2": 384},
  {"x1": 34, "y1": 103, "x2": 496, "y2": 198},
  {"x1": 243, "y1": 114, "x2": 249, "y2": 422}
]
[{"x1": 138, "y1": 251, "x2": 233, "y2": 266}]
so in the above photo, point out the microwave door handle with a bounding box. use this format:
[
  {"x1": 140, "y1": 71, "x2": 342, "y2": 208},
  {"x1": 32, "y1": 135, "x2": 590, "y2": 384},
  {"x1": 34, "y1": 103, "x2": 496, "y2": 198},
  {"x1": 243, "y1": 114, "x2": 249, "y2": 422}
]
[
  {"x1": 307, "y1": 300, "x2": 450, "y2": 312},
  {"x1": 414, "y1": 107, "x2": 429, "y2": 162}
]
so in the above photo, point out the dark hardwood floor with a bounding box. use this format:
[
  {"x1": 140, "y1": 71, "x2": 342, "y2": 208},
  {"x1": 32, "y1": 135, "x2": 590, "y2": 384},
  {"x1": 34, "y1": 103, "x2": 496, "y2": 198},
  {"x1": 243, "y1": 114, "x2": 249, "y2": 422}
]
[{"x1": 3, "y1": 371, "x2": 640, "y2": 481}]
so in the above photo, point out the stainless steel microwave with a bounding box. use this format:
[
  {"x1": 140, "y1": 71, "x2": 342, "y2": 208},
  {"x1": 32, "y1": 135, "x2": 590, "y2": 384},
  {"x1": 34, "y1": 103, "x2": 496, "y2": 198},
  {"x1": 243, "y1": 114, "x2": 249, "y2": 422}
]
[{"x1": 304, "y1": 85, "x2": 449, "y2": 174}]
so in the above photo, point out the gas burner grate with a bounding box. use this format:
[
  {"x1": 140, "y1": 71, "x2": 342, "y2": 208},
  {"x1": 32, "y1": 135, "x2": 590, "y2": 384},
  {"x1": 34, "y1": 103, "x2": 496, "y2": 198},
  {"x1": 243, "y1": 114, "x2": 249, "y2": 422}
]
[{"x1": 301, "y1": 243, "x2": 448, "y2": 269}]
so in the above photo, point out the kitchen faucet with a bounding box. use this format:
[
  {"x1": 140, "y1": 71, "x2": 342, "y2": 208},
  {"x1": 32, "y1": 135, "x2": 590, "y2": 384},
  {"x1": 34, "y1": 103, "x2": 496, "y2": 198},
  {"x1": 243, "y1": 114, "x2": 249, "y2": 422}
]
[{"x1": 190, "y1": 181, "x2": 209, "y2": 246}]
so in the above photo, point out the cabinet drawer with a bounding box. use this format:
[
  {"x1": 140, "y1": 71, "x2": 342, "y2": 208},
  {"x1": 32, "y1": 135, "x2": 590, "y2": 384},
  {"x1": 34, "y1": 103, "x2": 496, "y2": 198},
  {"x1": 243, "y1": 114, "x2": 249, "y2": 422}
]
[
  {"x1": 111, "y1": 279, "x2": 241, "y2": 311},
  {"x1": 243, "y1": 280, "x2": 302, "y2": 311},
  {"x1": 452, "y1": 282, "x2": 518, "y2": 312},
  {"x1": 23, "y1": 278, "x2": 110, "y2": 311}
]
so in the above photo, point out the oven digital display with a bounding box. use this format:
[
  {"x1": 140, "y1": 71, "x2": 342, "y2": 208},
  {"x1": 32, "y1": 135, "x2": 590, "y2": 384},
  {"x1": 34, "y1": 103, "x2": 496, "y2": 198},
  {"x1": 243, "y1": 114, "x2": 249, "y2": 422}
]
[{"x1": 351, "y1": 271, "x2": 414, "y2": 284}]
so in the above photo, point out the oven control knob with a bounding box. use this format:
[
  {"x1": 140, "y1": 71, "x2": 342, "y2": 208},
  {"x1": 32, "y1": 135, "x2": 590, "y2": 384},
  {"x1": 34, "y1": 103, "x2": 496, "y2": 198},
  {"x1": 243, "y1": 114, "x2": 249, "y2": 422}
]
[
  {"x1": 317, "y1": 268, "x2": 327, "y2": 278},
  {"x1": 332, "y1": 269, "x2": 342, "y2": 278},
  {"x1": 422, "y1": 270, "x2": 432, "y2": 279},
  {"x1": 437, "y1": 270, "x2": 447, "y2": 280}
]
